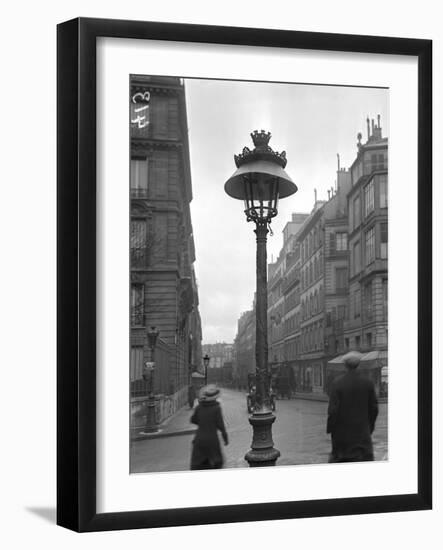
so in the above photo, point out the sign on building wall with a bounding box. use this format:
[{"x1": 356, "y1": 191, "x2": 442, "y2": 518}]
[{"x1": 131, "y1": 90, "x2": 150, "y2": 136}]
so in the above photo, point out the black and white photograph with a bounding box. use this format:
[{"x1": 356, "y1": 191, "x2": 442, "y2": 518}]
[{"x1": 129, "y1": 75, "x2": 389, "y2": 473}]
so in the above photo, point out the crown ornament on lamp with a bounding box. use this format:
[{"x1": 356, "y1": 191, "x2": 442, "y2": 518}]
[{"x1": 234, "y1": 130, "x2": 287, "y2": 169}]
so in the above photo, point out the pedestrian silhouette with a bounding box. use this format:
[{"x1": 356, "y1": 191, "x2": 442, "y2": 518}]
[
  {"x1": 327, "y1": 351, "x2": 379, "y2": 462},
  {"x1": 188, "y1": 384, "x2": 196, "y2": 409},
  {"x1": 190, "y1": 385, "x2": 229, "y2": 470}
]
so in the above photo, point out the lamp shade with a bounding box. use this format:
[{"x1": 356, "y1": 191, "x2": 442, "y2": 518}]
[{"x1": 224, "y1": 160, "x2": 297, "y2": 200}]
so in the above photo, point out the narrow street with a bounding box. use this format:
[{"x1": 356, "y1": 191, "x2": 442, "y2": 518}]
[{"x1": 130, "y1": 388, "x2": 388, "y2": 474}]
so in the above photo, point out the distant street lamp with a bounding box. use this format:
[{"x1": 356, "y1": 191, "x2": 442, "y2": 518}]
[
  {"x1": 224, "y1": 130, "x2": 297, "y2": 467},
  {"x1": 203, "y1": 354, "x2": 210, "y2": 385},
  {"x1": 143, "y1": 326, "x2": 160, "y2": 433}
]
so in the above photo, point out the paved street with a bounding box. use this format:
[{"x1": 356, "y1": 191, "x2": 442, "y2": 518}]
[{"x1": 130, "y1": 388, "x2": 388, "y2": 473}]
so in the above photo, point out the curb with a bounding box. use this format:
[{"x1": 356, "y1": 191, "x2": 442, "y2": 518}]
[{"x1": 132, "y1": 426, "x2": 197, "y2": 442}]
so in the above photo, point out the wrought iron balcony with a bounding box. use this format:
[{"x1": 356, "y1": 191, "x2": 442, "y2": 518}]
[
  {"x1": 282, "y1": 268, "x2": 300, "y2": 294},
  {"x1": 131, "y1": 304, "x2": 144, "y2": 327},
  {"x1": 130, "y1": 187, "x2": 149, "y2": 199},
  {"x1": 131, "y1": 247, "x2": 148, "y2": 268}
]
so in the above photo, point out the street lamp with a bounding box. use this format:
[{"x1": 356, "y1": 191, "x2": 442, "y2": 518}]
[
  {"x1": 203, "y1": 354, "x2": 210, "y2": 385},
  {"x1": 224, "y1": 130, "x2": 297, "y2": 467},
  {"x1": 143, "y1": 326, "x2": 160, "y2": 433}
]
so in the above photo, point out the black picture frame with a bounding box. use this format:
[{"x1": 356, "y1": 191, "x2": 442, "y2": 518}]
[{"x1": 57, "y1": 17, "x2": 432, "y2": 532}]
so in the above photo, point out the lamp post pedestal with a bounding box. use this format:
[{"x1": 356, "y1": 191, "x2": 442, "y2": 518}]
[
  {"x1": 245, "y1": 410, "x2": 280, "y2": 467},
  {"x1": 143, "y1": 398, "x2": 158, "y2": 433}
]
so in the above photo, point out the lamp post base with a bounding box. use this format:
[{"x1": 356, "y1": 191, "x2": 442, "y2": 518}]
[
  {"x1": 142, "y1": 398, "x2": 158, "y2": 433},
  {"x1": 244, "y1": 410, "x2": 280, "y2": 467}
]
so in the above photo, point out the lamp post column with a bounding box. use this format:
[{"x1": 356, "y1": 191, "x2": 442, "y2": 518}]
[
  {"x1": 203, "y1": 354, "x2": 210, "y2": 386},
  {"x1": 244, "y1": 220, "x2": 280, "y2": 467},
  {"x1": 144, "y1": 327, "x2": 159, "y2": 433}
]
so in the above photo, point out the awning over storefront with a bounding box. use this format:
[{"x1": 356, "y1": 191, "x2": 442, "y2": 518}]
[
  {"x1": 326, "y1": 355, "x2": 346, "y2": 372},
  {"x1": 327, "y1": 350, "x2": 387, "y2": 372},
  {"x1": 360, "y1": 350, "x2": 388, "y2": 368},
  {"x1": 191, "y1": 371, "x2": 205, "y2": 379}
]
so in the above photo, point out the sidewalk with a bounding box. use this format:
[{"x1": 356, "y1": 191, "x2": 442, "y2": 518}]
[
  {"x1": 291, "y1": 392, "x2": 387, "y2": 404},
  {"x1": 132, "y1": 403, "x2": 197, "y2": 442}
]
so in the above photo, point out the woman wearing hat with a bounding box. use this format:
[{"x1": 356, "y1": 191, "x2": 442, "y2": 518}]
[{"x1": 190, "y1": 384, "x2": 229, "y2": 470}]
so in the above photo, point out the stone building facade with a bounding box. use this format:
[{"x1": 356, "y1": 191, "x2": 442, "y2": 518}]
[
  {"x1": 268, "y1": 214, "x2": 309, "y2": 367},
  {"x1": 232, "y1": 303, "x2": 256, "y2": 390},
  {"x1": 297, "y1": 201, "x2": 327, "y2": 393},
  {"x1": 129, "y1": 75, "x2": 202, "y2": 433},
  {"x1": 344, "y1": 117, "x2": 388, "y2": 394},
  {"x1": 201, "y1": 342, "x2": 234, "y2": 370}
]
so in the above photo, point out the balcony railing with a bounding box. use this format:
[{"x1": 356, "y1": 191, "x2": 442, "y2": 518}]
[
  {"x1": 131, "y1": 247, "x2": 148, "y2": 268},
  {"x1": 131, "y1": 311, "x2": 144, "y2": 327},
  {"x1": 286, "y1": 251, "x2": 299, "y2": 269},
  {"x1": 130, "y1": 187, "x2": 149, "y2": 199},
  {"x1": 282, "y1": 268, "x2": 300, "y2": 294}
]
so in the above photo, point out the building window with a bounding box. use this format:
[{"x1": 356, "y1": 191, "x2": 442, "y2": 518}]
[
  {"x1": 379, "y1": 174, "x2": 388, "y2": 208},
  {"x1": 355, "y1": 335, "x2": 361, "y2": 349},
  {"x1": 336, "y1": 232, "x2": 347, "y2": 251},
  {"x1": 131, "y1": 284, "x2": 144, "y2": 326},
  {"x1": 364, "y1": 180, "x2": 375, "y2": 217},
  {"x1": 383, "y1": 279, "x2": 388, "y2": 321},
  {"x1": 130, "y1": 158, "x2": 149, "y2": 198},
  {"x1": 338, "y1": 305, "x2": 346, "y2": 319},
  {"x1": 314, "y1": 365, "x2": 323, "y2": 386},
  {"x1": 353, "y1": 195, "x2": 361, "y2": 229},
  {"x1": 370, "y1": 153, "x2": 385, "y2": 172},
  {"x1": 345, "y1": 338, "x2": 349, "y2": 350},
  {"x1": 131, "y1": 219, "x2": 148, "y2": 267},
  {"x1": 365, "y1": 227, "x2": 375, "y2": 265},
  {"x1": 364, "y1": 282, "x2": 373, "y2": 321},
  {"x1": 354, "y1": 289, "x2": 361, "y2": 319},
  {"x1": 130, "y1": 346, "x2": 144, "y2": 382},
  {"x1": 335, "y1": 267, "x2": 348, "y2": 292},
  {"x1": 352, "y1": 241, "x2": 361, "y2": 276},
  {"x1": 377, "y1": 153, "x2": 385, "y2": 170},
  {"x1": 380, "y1": 223, "x2": 388, "y2": 259},
  {"x1": 366, "y1": 333, "x2": 373, "y2": 349}
]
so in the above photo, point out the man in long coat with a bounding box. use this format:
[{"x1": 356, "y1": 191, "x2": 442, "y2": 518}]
[
  {"x1": 190, "y1": 385, "x2": 229, "y2": 470},
  {"x1": 327, "y1": 352, "x2": 379, "y2": 462}
]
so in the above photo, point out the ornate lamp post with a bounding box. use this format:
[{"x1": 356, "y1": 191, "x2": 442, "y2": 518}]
[
  {"x1": 224, "y1": 130, "x2": 297, "y2": 467},
  {"x1": 143, "y1": 326, "x2": 160, "y2": 433},
  {"x1": 203, "y1": 354, "x2": 210, "y2": 385}
]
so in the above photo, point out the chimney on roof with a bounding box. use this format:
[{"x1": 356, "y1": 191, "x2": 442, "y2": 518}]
[
  {"x1": 337, "y1": 153, "x2": 340, "y2": 171},
  {"x1": 372, "y1": 114, "x2": 383, "y2": 140},
  {"x1": 366, "y1": 116, "x2": 370, "y2": 141},
  {"x1": 314, "y1": 188, "x2": 317, "y2": 202},
  {"x1": 327, "y1": 189, "x2": 331, "y2": 200}
]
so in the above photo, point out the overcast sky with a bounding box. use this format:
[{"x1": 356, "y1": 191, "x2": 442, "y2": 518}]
[{"x1": 184, "y1": 78, "x2": 388, "y2": 345}]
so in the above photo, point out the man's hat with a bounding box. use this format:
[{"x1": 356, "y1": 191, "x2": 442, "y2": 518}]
[
  {"x1": 199, "y1": 384, "x2": 220, "y2": 402},
  {"x1": 343, "y1": 351, "x2": 363, "y2": 368}
]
